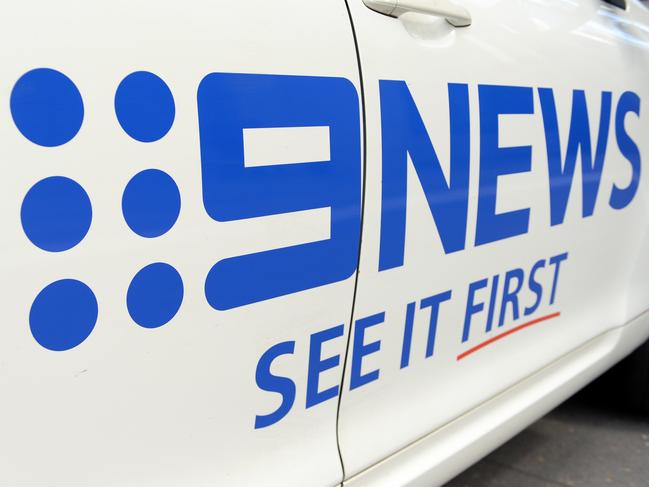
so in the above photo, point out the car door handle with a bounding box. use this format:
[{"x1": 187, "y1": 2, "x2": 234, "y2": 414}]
[{"x1": 363, "y1": 0, "x2": 472, "y2": 27}]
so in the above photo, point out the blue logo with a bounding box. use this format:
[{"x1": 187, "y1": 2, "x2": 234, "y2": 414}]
[
  {"x1": 13, "y1": 68, "x2": 187, "y2": 351},
  {"x1": 10, "y1": 68, "x2": 640, "y2": 355},
  {"x1": 197, "y1": 73, "x2": 362, "y2": 310},
  {"x1": 13, "y1": 69, "x2": 362, "y2": 350},
  {"x1": 11, "y1": 68, "x2": 84, "y2": 147}
]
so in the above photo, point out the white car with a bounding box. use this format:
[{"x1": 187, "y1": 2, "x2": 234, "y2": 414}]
[{"x1": 1, "y1": 0, "x2": 648, "y2": 485}]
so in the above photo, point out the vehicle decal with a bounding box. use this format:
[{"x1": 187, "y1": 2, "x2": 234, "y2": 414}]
[{"x1": 8, "y1": 69, "x2": 641, "y2": 431}]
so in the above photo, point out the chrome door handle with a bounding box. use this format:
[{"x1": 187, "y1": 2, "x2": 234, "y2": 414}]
[{"x1": 363, "y1": 0, "x2": 472, "y2": 27}]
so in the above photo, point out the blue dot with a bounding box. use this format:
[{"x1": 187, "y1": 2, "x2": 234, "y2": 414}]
[
  {"x1": 127, "y1": 263, "x2": 183, "y2": 328},
  {"x1": 21, "y1": 176, "x2": 92, "y2": 252},
  {"x1": 11, "y1": 68, "x2": 84, "y2": 147},
  {"x1": 30, "y1": 279, "x2": 98, "y2": 351},
  {"x1": 115, "y1": 71, "x2": 175, "y2": 142},
  {"x1": 122, "y1": 169, "x2": 180, "y2": 238}
]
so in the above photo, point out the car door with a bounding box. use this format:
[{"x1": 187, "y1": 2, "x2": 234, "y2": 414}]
[
  {"x1": 0, "y1": 1, "x2": 362, "y2": 486},
  {"x1": 338, "y1": 0, "x2": 649, "y2": 478}
]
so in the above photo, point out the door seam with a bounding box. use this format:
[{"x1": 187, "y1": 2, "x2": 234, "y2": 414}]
[{"x1": 336, "y1": 0, "x2": 369, "y2": 482}]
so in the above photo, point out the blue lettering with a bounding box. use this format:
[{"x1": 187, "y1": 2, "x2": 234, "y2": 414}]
[
  {"x1": 421, "y1": 290, "x2": 452, "y2": 358},
  {"x1": 610, "y1": 91, "x2": 641, "y2": 210},
  {"x1": 498, "y1": 268, "x2": 524, "y2": 327},
  {"x1": 198, "y1": 73, "x2": 361, "y2": 310},
  {"x1": 306, "y1": 324, "x2": 344, "y2": 408},
  {"x1": 549, "y1": 252, "x2": 569, "y2": 305},
  {"x1": 485, "y1": 274, "x2": 499, "y2": 333},
  {"x1": 351, "y1": 312, "x2": 385, "y2": 389},
  {"x1": 475, "y1": 85, "x2": 533, "y2": 246},
  {"x1": 462, "y1": 278, "x2": 488, "y2": 343},
  {"x1": 378, "y1": 81, "x2": 470, "y2": 270},
  {"x1": 524, "y1": 259, "x2": 545, "y2": 316},
  {"x1": 539, "y1": 89, "x2": 612, "y2": 225},
  {"x1": 400, "y1": 302, "x2": 416, "y2": 369},
  {"x1": 254, "y1": 341, "x2": 296, "y2": 429}
]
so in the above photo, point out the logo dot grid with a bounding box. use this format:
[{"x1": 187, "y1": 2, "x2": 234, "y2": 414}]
[{"x1": 12, "y1": 67, "x2": 185, "y2": 351}]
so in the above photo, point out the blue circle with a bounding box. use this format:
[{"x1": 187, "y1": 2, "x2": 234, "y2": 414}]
[
  {"x1": 122, "y1": 169, "x2": 180, "y2": 238},
  {"x1": 115, "y1": 71, "x2": 175, "y2": 142},
  {"x1": 21, "y1": 176, "x2": 92, "y2": 252},
  {"x1": 11, "y1": 68, "x2": 84, "y2": 147},
  {"x1": 127, "y1": 263, "x2": 183, "y2": 328},
  {"x1": 30, "y1": 279, "x2": 98, "y2": 351}
]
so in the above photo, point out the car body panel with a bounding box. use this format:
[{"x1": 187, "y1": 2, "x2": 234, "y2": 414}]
[
  {"x1": 1, "y1": 1, "x2": 649, "y2": 486},
  {"x1": 0, "y1": 1, "x2": 361, "y2": 486},
  {"x1": 338, "y1": 0, "x2": 649, "y2": 478}
]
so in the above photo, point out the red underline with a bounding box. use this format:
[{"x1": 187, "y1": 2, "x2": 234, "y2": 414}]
[{"x1": 457, "y1": 311, "x2": 561, "y2": 361}]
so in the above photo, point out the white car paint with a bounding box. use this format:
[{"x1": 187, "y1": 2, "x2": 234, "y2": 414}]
[
  {"x1": 0, "y1": 1, "x2": 360, "y2": 486},
  {"x1": 0, "y1": 0, "x2": 647, "y2": 486},
  {"x1": 338, "y1": 0, "x2": 649, "y2": 481}
]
